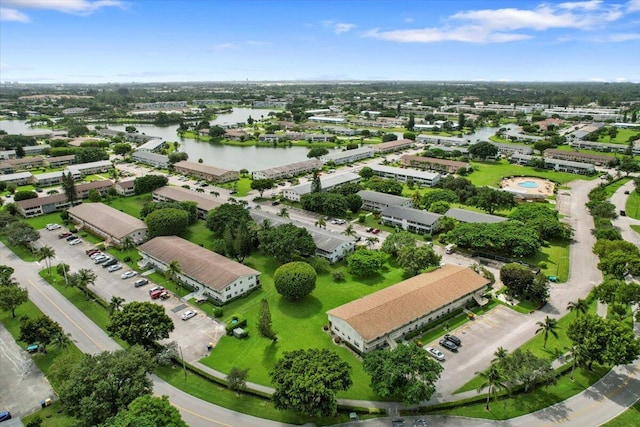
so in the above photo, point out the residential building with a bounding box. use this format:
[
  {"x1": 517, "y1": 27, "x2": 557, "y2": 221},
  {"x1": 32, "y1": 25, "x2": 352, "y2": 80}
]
[
  {"x1": 509, "y1": 153, "x2": 535, "y2": 166},
  {"x1": 544, "y1": 149, "x2": 613, "y2": 165},
  {"x1": 136, "y1": 101, "x2": 188, "y2": 109},
  {"x1": 381, "y1": 205, "x2": 442, "y2": 234},
  {"x1": 0, "y1": 156, "x2": 45, "y2": 173},
  {"x1": 370, "y1": 165, "x2": 441, "y2": 187},
  {"x1": 321, "y1": 147, "x2": 374, "y2": 165},
  {"x1": 444, "y1": 208, "x2": 508, "y2": 224},
  {"x1": 282, "y1": 172, "x2": 360, "y2": 202},
  {"x1": 16, "y1": 193, "x2": 74, "y2": 218},
  {"x1": 65, "y1": 160, "x2": 112, "y2": 179},
  {"x1": 327, "y1": 265, "x2": 490, "y2": 353},
  {"x1": 372, "y1": 139, "x2": 414, "y2": 154},
  {"x1": 400, "y1": 155, "x2": 470, "y2": 173},
  {"x1": 62, "y1": 107, "x2": 88, "y2": 115},
  {"x1": 322, "y1": 126, "x2": 359, "y2": 136},
  {"x1": 250, "y1": 211, "x2": 356, "y2": 263},
  {"x1": 309, "y1": 134, "x2": 336, "y2": 143},
  {"x1": 45, "y1": 155, "x2": 76, "y2": 168},
  {"x1": 115, "y1": 179, "x2": 136, "y2": 196},
  {"x1": 569, "y1": 139, "x2": 640, "y2": 155},
  {"x1": 543, "y1": 158, "x2": 596, "y2": 174},
  {"x1": 490, "y1": 142, "x2": 534, "y2": 156},
  {"x1": 0, "y1": 171, "x2": 33, "y2": 186},
  {"x1": 357, "y1": 190, "x2": 412, "y2": 212},
  {"x1": 0, "y1": 150, "x2": 16, "y2": 160},
  {"x1": 138, "y1": 236, "x2": 261, "y2": 305},
  {"x1": 542, "y1": 107, "x2": 622, "y2": 121},
  {"x1": 69, "y1": 203, "x2": 147, "y2": 246},
  {"x1": 173, "y1": 161, "x2": 238, "y2": 183},
  {"x1": 225, "y1": 130, "x2": 248, "y2": 141},
  {"x1": 136, "y1": 138, "x2": 165, "y2": 152},
  {"x1": 76, "y1": 180, "x2": 114, "y2": 198},
  {"x1": 22, "y1": 145, "x2": 51, "y2": 155},
  {"x1": 252, "y1": 159, "x2": 322, "y2": 180},
  {"x1": 33, "y1": 171, "x2": 63, "y2": 187},
  {"x1": 416, "y1": 135, "x2": 469, "y2": 147},
  {"x1": 308, "y1": 116, "x2": 347, "y2": 124},
  {"x1": 258, "y1": 134, "x2": 282, "y2": 142},
  {"x1": 152, "y1": 186, "x2": 224, "y2": 219},
  {"x1": 131, "y1": 151, "x2": 170, "y2": 169}
]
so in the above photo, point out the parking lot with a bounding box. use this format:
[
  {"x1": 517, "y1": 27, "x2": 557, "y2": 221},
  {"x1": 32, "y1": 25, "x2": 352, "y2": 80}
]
[
  {"x1": 424, "y1": 304, "x2": 525, "y2": 396},
  {"x1": 0, "y1": 323, "x2": 55, "y2": 418},
  {"x1": 37, "y1": 226, "x2": 226, "y2": 363}
]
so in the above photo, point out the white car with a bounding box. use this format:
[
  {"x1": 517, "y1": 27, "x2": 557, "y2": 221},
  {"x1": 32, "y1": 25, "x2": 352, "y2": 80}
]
[
  {"x1": 108, "y1": 264, "x2": 123, "y2": 272},
  {"x1": 425, "y1": 347, "x2": 446, "y2": 361},
  {"x1": 46, "y1": 223, "x2": 61, "y2": 231},
  {"x1": 121, "y1": 271, "x2": 137, "y2": 279},
  {"x1": 181, "y1": 310, "x2": 196, "y2": 321},
  {"x1": 90, "y1": 252, "x2": 104, "y2": 259},
  {"x1": 68, "y1": 238, "x2": 82, "y2": 245}
]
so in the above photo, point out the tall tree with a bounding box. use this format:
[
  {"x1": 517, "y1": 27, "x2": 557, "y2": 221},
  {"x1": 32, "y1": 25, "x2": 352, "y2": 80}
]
[
  {"x1": 475, "y1": 364, "x2": 508, "y2": 410},
  {"x1": 274, "y1": 262, "x2": 316, "y2": 301},
  {"x1": 257, "y1": 298, "x2": 277, "y2": 340},
  {"x1": 270, "y1": 349, "x2": 352, "y2": 417},
  {"x1": 102, "y1": 395, "x2": 188, "y2": 427},
  {"x1": 258, "y1": 223, "x2": 315, "y2": 263},
  {"x1": 107, "y1": 301, "x2": 175, "y2": 349},
  {"x1": 311, "y1": 170, "x2": 322, "y2": 193},
  {"x1": 397, "y1": 245, "x2": 441, "y2": 277},
  {"x1": 68, "y1": 268, "x2": 97, "y2": 298},
  {"x1": 61, "y1": 171, "x2": 77, "y2": 203},
  {"x1": 0, "y1": 285, "x2": 28, "y2": 318},
  {"x1": 566, "y1": 343, "x2": 589, "y2": 380},
  {"x1": 380, "y1": 231, "x2": 416, "y2": 257},
  {"x1": 314, "y1": 217, "x2": 327, "y2": 229},
  {"x1": 250, "y1": 179, "x2": 275, "y2": 197},
  {"x1": 165, "y1": 260, "x2": 182, "y2": 288},
  {"x1": 57, "y1": 346, "x2": 153, "y2": 426},
  {"x1": 19, "y1": 315, "x2": 64, "y2": 353},
  {"x1": 37, "y1": 245, "x2": 56, "y2": 276},
  {"x1": 206, "y1": 203, "x2": 252, "y2": 237},
  {"x1": 470, "y1": 187, "x2": 515, "y2": 214},
  {"x1": 226, "y1": 367, "x2": 249, "y2": 393},
  {"x1": 567, "y1": 298, "x2": 588, "y2": 317},
  {"x1": 108, "y1": 296, "x2": 125, "y2": 315},
  {"x1": 535, "y1": 316, "x2": 559, "y2": 349},
  {"x1": 363, "y1": 344, "x2": 443, "y2": 405}
]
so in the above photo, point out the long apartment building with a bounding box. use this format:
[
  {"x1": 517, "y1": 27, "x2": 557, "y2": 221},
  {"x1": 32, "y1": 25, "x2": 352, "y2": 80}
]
[
  {"x1": 173, "y1": 161, "x2": 238, "y2": 183},
  {"x1": 370, "y1": 164, "x2": 441, "y2": 187},
  {"x1": 400, "y1": 155, "x2": 470, "y2": 174},
  {"x1": 152, "y1": 186, "x2": 224, "y2": 219},
  {"x1": 252, "y1": 159, "x2": 322, "y2": 180},
  {"x1": 544, "y1": 149, "x2": 612, "y2": 165}
]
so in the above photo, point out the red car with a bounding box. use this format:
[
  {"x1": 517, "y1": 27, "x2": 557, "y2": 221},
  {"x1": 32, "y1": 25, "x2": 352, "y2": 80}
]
[
  {"x1": 86, "y1": 249, "x2": 101, "y2": 256},
  {"x1": 371, "y1": 228, "x2": 381, "y2": 234},
  {"x1": 58, "y1": 232, "x2": 72, "y2": 239}
]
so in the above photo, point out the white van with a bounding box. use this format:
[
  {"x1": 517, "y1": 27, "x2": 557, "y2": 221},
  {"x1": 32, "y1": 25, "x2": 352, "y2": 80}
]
[{"x1": 445, "y1": 244, "x2": 455, "y2": 254}]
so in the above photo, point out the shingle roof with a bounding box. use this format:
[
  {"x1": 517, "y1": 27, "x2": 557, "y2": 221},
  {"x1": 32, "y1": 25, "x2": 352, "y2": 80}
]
[
  {"x1": 173, "y1": 160, "x2": 235, "y2": 177},
  {"x1": 444, "y1": 208, "x2": 507, "y2": 224},
  {"x1": 153, "y1": 186, "x2": 224, "y2": 212},
  {"x1": 68, "y1": 202, "x2": 147, "y2": 239},
  {"x1": 370, "y1": 164, "x2": 441, "y2": 181},
  {"x1": 138, "y1": 236, "x2": 260, "y2": 291},
  {"x1": 16, "y1": 193, "x2": 68, "y2": 209},
  {"x1": 372, "y1": 138, "x2": 414, "y2": 151},
  {"x1": 327, "y1": 265, "x2": 489, "y2": 341},
  {"x1": 287, "y1": 172, "x2": 360, "y2": 195},
  {"x1": 357, "y1": 190, "x2": 410, "y2": 206},
  {"x1": 382, "y1": 205, "x2": 442, "y2": 226}
]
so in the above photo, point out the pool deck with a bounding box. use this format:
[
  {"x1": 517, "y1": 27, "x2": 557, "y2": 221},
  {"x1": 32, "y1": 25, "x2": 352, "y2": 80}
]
[{"x1": 501, "y1": 177, "x2": 555, "y2": 197}]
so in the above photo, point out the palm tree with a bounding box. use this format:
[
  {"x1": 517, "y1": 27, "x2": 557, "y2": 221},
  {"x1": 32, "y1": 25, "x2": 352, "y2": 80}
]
[
  {"x1": 475, "y1": 364, "x2": 508, "y2": 411},
  {"x1": 492, "y1": 347, "x2": 508, "y2": 364},
  {"x1": 566, "y1": 343, "x2": 588, "y2": 380},
  {"x1": 567, "y1": 298, "x2": 588, "y2": 317},
  {"x1": 52, "y1": 329, "x2": 72, "y2": 350},
  {"x1": 315, "y1": 217, "x2": 327, "y2": 229},
  {"x1": 120, "y1": 236, "x2": 135, "y2": 253},
  {"x1": 108, "y1": 296, "x2": 125, "y2": 315},
  {"x1": 410, "y1": 191, "x2": 422, "y2": 208},
  {"x1": 342, "y1": 224, "x2": 356, "y2": 237},
  {"x1": 365, "y1": 236, "x2": 379, "y2": 249},
  {"x1": 210, "y1": 190, "x2": 220, "y2": 198},
  {"x1": 109, "y1": 167, "x2": 121, "y2": 184},
  {"x1": 166, "y1": 260, "x2": 182, "y2": 290},
  {"x1": 73, "y1": 268, "x2": 97, "y2": 298},
  {"x1": 278, "y1": 207, "x2": 289, "y2": 218},
  {"x1": 535, "y1": 316, "x2": 559, "y2": 349},
  {"x1": 37, "y1": 245, "x2": 56, "y2": 276}
]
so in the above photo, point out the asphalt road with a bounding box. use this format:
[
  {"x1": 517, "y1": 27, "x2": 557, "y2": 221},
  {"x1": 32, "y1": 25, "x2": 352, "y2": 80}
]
[{"x1": 609, "y1": 178, "x2": 640, "y2": 247}]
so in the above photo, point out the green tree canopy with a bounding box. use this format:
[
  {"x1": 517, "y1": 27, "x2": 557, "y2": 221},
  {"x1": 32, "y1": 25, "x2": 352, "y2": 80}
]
[
  {"x1": 270, "y1": 349, "x2": 352, "y2": 417},
  {"x1": 206, "y1": 203, "x2": 252, "y2": 237},
  {"x1": 347, "y1": 249, "x2": 386, "y2": 276},
  {"x1": 19, "y1": 315, "x2": 64, "y2": 353},
  {"x1": 145, "y1": 208, "x2": 189, "y2": 238},
  {"x1": 447, "y1": 221, "x2": 540, "y2": 258},
  {"x1": 250, "y1": 178, "x2": 276, "y2": 197},
  {"x1": 397, "y1": 245, "x2": 441, "y2": 277},
  {"x1": 107, "y1": 301, "x2": 175, "y2": 349},
  {"x1": 258, "y1": 223, "x2": 315, "y2": 263},
  {"x1": 0, "y1": 284, "x2": 28, "y2": 318},
  {"x1": 134, "y1": 175, "x2": 168, "y2": 195},
  {"x1": 103, "y1": 395, "x2": 187, "y2": 427},
  {"x1": 469, "y1": 141, "x2": 499, "y2": 160},
  {"x1": 307, "y1": 147, "x2": 329, "y2": 158},
  {"x1": 469, "y1": 187, "x2": 515, "y2": 215},
  {"x1": 363, "y1": 344, "x2": 443, "y2": 405},
  {"x1": 380, "y1": 231, "x2": 416, "y2": 257},
  {"x1": 273, "y1": 261, "x2": 317, "y2": 301}
]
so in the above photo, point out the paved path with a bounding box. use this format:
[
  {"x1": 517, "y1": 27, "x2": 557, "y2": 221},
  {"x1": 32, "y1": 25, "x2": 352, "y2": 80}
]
[{"x1": 609, "y1": 178, "x2": 640, "y2": 247}]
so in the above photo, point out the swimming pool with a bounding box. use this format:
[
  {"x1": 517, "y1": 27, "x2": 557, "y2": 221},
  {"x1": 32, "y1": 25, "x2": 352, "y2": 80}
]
[{"x1": 518, "y1": 181, "x2": 539, "y2": 189}]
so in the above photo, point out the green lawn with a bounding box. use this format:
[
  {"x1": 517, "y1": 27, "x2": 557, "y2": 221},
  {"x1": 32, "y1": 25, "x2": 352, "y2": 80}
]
[
  {"x1": 103, "y1": 193, "x2": 152, "y2": 217},
  {"x1": 600, "y1": 400, "x2": 640, "y2": 426},
  {"x1": 22, "y1": 401, "x2": 78, "y2": 427},
  {"x1": 522, "y1": 239, "x2": 571, "y2": 283},
  {"x1": 468, "y1": 159, "x2": 595, "y2": 187},
  {"x1": 632, "y1": 225, "x2": 640, "y2": 234},
  {"x1": 202, "y1": 253, "x2": 408, "y2": 401},
  {"x1": 626, "y1": 191, "x2": 640, "y2": 220},
  {"x1": 554, "y1": 144, "x2": 619, "y2": 158},
  {"x1": 434, "y1": 365, "x2": 610, "y2": 420},
  {"x1": 597, "y1": 128, "x2": 640, "y2": 144},
  {"x1": 604, "y1": 178, "x2": 632, "y2": 198}
]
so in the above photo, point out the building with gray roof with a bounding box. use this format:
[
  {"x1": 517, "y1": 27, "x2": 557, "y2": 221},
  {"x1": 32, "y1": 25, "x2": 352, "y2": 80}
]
[
  {"x1": 321, "y1": 147, "x2": 374, "y2": 165},
  {"x1": 152, "y1": 186, "x2": 224, "y2": 219},
  {"x1": 136, "y1": 138, "x2": 166, "y2": 152},
  {"x1": 444, "y1": 208, "x2": 508, "y2": 224},
  {"x1": 381, "y1": 205, "x2": 442, "y2": 234},
  {"x1": 282, "y1": 172, "x2": 360, "y2": 201},
  {"x1": 252, "y1": 159, "x2": 322, "y2": 180},
  {"x1": 131, "y1": 150, "x2": 170, "y2": 169},
  {"x1": 0, "y1": 171, "x2": 33, "y2": 185},
  {"x1": 370, "y1": 164, "x2": 441, "y2": 187},
  {"x1": 357, "y1": 190, "x2": 412, "y2": 212}
]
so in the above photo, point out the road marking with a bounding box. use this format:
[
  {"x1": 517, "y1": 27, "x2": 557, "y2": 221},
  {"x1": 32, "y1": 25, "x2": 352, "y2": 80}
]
[
  {"x1": 28, "y1": 279, "x2": 106, "y2": 351},
  {"x1": 172, "y1": 402, "x2": 233, "y2": 427}
]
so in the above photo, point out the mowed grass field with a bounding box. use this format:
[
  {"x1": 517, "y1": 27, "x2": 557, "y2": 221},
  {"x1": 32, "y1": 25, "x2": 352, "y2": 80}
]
[{"x1": 468, "y1": 159, "x2": 595, "y2": 187}]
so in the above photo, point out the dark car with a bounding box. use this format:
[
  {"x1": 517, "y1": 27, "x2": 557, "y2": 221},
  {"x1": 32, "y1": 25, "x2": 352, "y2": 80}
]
[
  {"x1": 271, "y1": 200, "x2": 280, "y2": 206},
  {"x1": 102, "y1": 258, "x2": 119, "y2": 268},
  {"x1": 58, "y1": 232, "x2": 73, "y2": 239},
  {"x1": 392, "y1": 419, "x2": 406, "y2": 427},
  {"x1": 439, "y1": 338, "x2": 458, "y2": 352},
  {"x1": 624, "y1": 190, "x2": 630, "y2": 195},
  {"x1": 620, "y1": 210, "x2": 626, "y2": 216},
  {"x1": 444, "y1": 333, "x2": 462, "y2": 346},
  {"x1": 0, "y1": 411, "x2": 11, "y2": 422},
  {"x1": 134, "y1": 278, "x2": 149, "y2": 287},
  {"x1": 66, "y1": 235, "x2": 79, "y2": 241}
]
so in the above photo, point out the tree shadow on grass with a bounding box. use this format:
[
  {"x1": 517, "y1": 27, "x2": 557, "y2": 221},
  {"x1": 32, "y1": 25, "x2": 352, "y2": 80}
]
[
  {"x1": 352, "y1": 272, "x2": 386, "y2": 287},
  {"x1": 277, "y1": 295, "x2": 322, "y2": 318},
  {"x1": 261, "y1": 341, "x2": 279, "y2": 371}
]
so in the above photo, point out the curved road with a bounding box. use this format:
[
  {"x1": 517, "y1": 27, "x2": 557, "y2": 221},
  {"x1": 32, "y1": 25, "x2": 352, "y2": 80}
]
[{"x1": 2, "y1": 176, "x2": 639, "y2": 426}]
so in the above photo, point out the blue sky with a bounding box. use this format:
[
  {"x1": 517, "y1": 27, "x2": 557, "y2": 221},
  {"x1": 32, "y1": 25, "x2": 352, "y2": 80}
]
[{"x1": 1, "y1": 0, "x2": 639, "y2": 83}]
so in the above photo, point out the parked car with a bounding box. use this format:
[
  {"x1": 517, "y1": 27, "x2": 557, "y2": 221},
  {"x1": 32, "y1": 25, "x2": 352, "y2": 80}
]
[
  {"x1": 413, "y1": 419, "x2": 427, "y2": 427},
  {"x1": 159, "y1": 291, "x2": 170, "y2": 300},
  {"x1": 90, "y1": 252, "x2": 105, "y2": 259},
  {"x1": 102, "y1": 258, "x2": 118, "y2": 268},
  {"x1": 620, "y1": 210, "x2": 626, "y2": 216},
  {"x1": 133, "y1": 278, "x2": 149, "y2": 287},
  {"x1": 624, "y1": 190, "x2": 630, "y2": 195},
  {"x1": 439, "y1": 338, "x2": 458, "y2": 352},
  {"x1": 371, "y1": 228, "x2": 381, "y2": 234},
  {"x1": 365, "y1": 227, "x2": 374, "y2": 232},
  {"x1": 391, "y1": 419, "x2": 406, "y2": 427},
  {"x1": 181, "y1": 310, "x2": 196, "y2": 320},
  {"x1": 121, "y1": 271, "x2": 137, "y2": 279},
  {"x1": 0, "y1": 411, "x2": 11, "y2": 422},
  {"x1": 425, "y1": 347, "x2": 445, "y2": 361},
  {"x1": 107, "y1": 264, "x2": 123, "y2": 272},
  {"x1": 46, "y1": 223, "x2": 61, "y2": 231},
  {"x1": 95, "y1": 256, "x2": 110, "y2": 264},
  {"x1": 66, "y1": 235, "x2": 79, "y2": 241},
  {"x1": 149, "y1": 286, "x2": 165, "y2": 294},
  {"x1": 86, "y1": 249, "x2": 100, "y2": 255},
  {"x1": 271, "y1": 200, "x2": 280, "y2": 206},
  {"x1": 150, "y1": 289, "x2": 166, "y2": 299},
  {"x1": 68, "y1": 238, "x2": 82, "y2": 246},
  {"x1": 58, "y1": 232, "x2": 73, "y2": 239},
  {"x1": 444, "y1": 333, "x2": 462, "y2": 346}
]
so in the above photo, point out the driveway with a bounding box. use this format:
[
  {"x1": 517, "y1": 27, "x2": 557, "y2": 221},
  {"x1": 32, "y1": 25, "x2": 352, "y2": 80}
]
[
  {"x1": 35, "y1": 227, "x2": 226, "y2": 363},
  {"x1": 0, "y1": 323, "x2": 55, "y2": 417}
]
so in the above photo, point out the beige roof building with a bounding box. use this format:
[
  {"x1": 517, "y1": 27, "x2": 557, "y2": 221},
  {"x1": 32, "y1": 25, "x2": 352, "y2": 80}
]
[
  {"x1": 138, "y1": 236, "x2": 261, "y2": 304},
  {"x1": 68, "y1": 203, "x2": 147, "y2": 245},
  {"x1": 173, "y1": 161, "x2": 238, "y2": 183},
  {"x1": 327, "y1": 265, "x2": 489, "y2": 353},
  {"x1": 152, "y1": 186, "x2": 223, "y2": 219}
]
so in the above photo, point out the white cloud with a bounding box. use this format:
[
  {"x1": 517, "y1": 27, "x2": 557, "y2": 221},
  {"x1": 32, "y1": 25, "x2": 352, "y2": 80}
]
[
  {"x1": 628, "y1": 0, "x2": 640, "y2": 12},
  {"x1": 2, "y1": 0, "x2": 126, "y2": 16},
  {"x1": 322, "y1": 20, "x2": 356, "y2": 34},
  {"x1": 365, "y1": 1, "x2": 626, "y2": 44},
  {"x1": 0, "y1": 7, "x2": 29, "y2": 22},
  {"x1": 608, "y1": 32, "x2": 640, "y2": 41}
]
